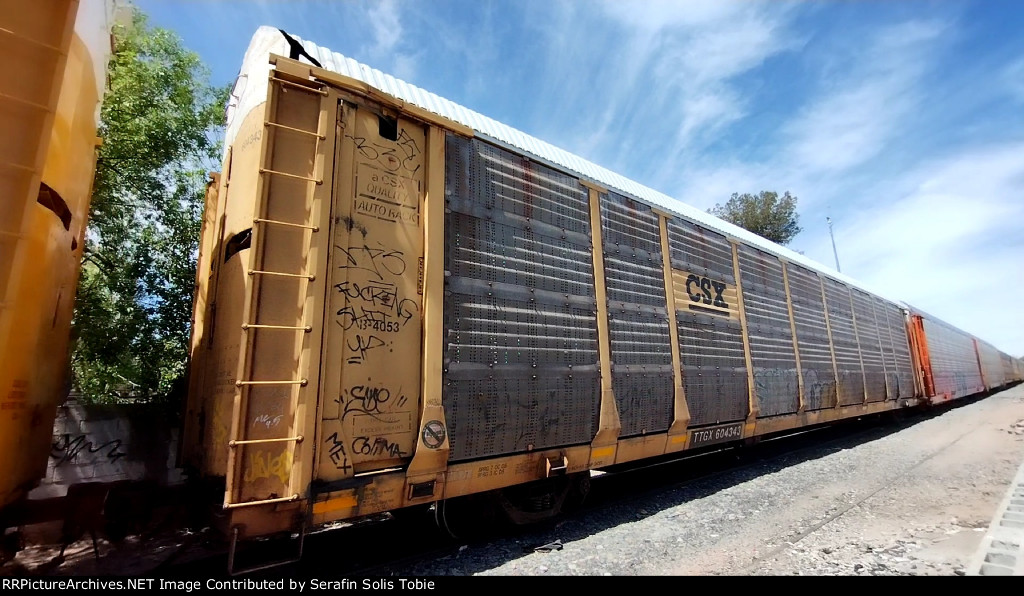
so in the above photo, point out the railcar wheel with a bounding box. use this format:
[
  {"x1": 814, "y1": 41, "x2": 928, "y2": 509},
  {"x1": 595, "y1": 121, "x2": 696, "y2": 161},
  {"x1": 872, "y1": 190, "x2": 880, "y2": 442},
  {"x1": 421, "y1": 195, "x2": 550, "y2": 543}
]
[
  {"x1": 563, "y1": 472, "x2": 591, "y2": 512},
  {"x1": 433, "y1": 493, "x2": 503, "y2": 540},
  {"x1": 497, "y1": 472, "x2": 589, "y2": 525}
]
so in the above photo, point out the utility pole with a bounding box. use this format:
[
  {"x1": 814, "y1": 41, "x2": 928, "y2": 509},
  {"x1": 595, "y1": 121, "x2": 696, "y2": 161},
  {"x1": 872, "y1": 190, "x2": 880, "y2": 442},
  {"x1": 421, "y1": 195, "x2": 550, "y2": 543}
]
[{"x1": 827, "y1": 217, "x2": 841, "y2": 273}]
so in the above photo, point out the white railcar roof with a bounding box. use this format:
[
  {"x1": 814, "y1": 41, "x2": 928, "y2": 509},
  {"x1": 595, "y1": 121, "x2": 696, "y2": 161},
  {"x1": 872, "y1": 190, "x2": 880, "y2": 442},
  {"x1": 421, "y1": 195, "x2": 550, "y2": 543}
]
[{"x1": 228, "y1": 26, "x2": 907, "y2": 308}]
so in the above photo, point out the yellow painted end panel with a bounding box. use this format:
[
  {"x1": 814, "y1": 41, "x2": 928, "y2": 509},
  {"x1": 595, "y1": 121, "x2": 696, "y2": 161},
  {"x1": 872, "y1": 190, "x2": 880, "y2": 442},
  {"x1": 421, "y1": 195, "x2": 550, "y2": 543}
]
[
  {"x1": 181, "y1": 173, "x2": 222, "y2": 470},
  {"x1": 193, "y1": 109, "x2": 265, "y2": 478},
  {"x1": 0, "y1": 0, "x2": 111, "y2": 512},
  {"x1": 316, "y1": 106, "x2": 425, "y2": 482},
  {"x1": 230, "y1": 82, "x2": 327, "y2": 504}
]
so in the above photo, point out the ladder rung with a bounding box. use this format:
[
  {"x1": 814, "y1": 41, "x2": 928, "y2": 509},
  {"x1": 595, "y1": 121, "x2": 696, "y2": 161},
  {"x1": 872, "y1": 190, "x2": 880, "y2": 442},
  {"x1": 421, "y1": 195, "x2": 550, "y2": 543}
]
[
  {"x1": 242, "y1": 323, "x2": 312, "y2": 332},
  {"x1": 0, "y1": 91, "x2": 49, "y2": 112},
  {"x1": 270, "y1": 77, "x2": 329, "y2": 96},
  {"x1": 260, "y1": 168, "x2": 322, "y2": 185},
  {"x1": 236, "y1": 379, "x2": 308, "y2": 387},
  {"x1": 223, "y1": 494, "x2": 301, "y2": 510},
  {"x1": 253, "y1": 217, "x2": 319, "y2": 231},
  {"x1": 0, "y1": 27, "x2": 64, "y2": 53},
  {"x1": 248, "y1": 269, "x2": 315, "y2": 281},
  {"x1": 265, "y1": 120, "x2": 325, "y2": 140},
  {"x1": 229, "y1": 436, "x2": 303, "y2": 447}
]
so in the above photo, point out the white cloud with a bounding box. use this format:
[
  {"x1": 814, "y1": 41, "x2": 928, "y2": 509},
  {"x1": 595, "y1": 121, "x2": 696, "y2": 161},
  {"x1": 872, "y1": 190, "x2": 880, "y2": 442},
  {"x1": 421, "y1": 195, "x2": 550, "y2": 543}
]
[
  {"x1": 390, "y1": 52, "x2": 417, "y2": 83},
  {"x1": 671, "y1": 163, "x2": 766, "y2": 211},
  {"x1": 361, "y1": 0, "x2": 417, "y2": 81},
  {"x1": 814, "y1": 143, "x2": 1024, "y2": 355},
  {"x1": 657, "y1": 7, "x2": 790, "y2": 85},
  {"x1": 600, "y1": 0, "x2": 753, "y2": 31},
  {"x1": 583, "y1": 1, "x2": 799, "y2": 186},
  {"x1": 784, "y1": 20, "x2": 947, "y2": 175},
  {"x1": 367, "y1": 0, "x2": 402, "y2": 54},
  {"x1": 1005, "y1": 56, "x2": 1024, "y2": 102},
  {"x1": 662, "y1": 18, "x2": 953, "y2": 238}
]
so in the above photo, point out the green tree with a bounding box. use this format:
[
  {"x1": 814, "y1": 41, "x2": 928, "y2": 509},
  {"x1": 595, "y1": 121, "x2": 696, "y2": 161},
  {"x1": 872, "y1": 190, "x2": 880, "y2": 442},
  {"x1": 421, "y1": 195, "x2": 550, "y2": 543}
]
[
  {"x1": 708, "y1": 191, "x2": 802, "y2": 245},
  {"x1": 71, "y1": 9, "x2": 229, "y2": 403}
]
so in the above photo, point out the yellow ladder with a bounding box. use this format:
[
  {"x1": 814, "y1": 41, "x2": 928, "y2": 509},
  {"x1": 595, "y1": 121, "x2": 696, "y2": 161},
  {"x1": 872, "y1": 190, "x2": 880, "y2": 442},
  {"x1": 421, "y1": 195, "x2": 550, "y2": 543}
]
[
  {"x1": 223, "y1": 75, "x2": 328, "y2": 511},
  {"x1": 221, "y1": 74, "x2": 330, "y2": 575}
]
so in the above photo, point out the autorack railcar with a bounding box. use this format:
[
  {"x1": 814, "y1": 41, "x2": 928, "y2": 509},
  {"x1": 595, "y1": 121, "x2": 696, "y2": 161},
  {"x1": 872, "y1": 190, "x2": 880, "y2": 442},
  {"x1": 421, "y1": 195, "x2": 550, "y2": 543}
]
[{"x1": 179, "y1": 27, "x2": 1023, "y2": 560}]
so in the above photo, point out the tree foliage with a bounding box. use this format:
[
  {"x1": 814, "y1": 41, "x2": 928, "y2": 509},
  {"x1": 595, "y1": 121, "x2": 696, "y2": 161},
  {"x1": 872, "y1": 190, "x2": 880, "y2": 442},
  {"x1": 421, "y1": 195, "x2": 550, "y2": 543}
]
[
  {"x1": 71, "y1": 9, "x2": 229, "y2": 403},
  {"x1": 708, "y1": 191, "x2": 802, "y2": 245}
]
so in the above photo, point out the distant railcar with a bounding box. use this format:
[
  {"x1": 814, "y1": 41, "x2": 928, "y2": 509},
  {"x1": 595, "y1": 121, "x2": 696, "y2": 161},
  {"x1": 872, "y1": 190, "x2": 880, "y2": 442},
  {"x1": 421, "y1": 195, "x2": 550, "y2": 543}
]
[{"x1": 180, "y1": 27, "x2": 1022, "y2": 566}]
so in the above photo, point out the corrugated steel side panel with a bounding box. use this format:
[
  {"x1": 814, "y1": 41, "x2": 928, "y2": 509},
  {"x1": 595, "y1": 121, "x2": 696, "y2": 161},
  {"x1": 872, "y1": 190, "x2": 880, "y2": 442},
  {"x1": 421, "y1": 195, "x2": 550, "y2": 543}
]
[
  {"x1": 736, "y1": 245, "x2": 799, "y2": 418},
  {"x1": 882, "y1": 301, "x2": 917, "y2": 399},
  {"x1": 979, "y1": 341, "x2": 1004, "y2": 390},
  {"x1": 922, "y1": 317, "x2": 984, "y2": 400},
  {"x1": 873, "y1": 296, "x2": 900, "y2": 400},
  {"x1": 442, "y1": 135, "x2": 599, "y2": 461},
  {"x1": 851, "y1": 289, "x2": 887, "y2": 403},
  {"x1": 600, "y1": 191, "x2": 673, "y2": 437},
  {"x1": 786, "y1": 264, "x2": 837, "y2": 410},
  {"x1": 822, "y1": 277, "x2": 865, "y2": 406},
  {"x1": 1002, "y1": 354, "x2": 1015, "y2": 386},
  {"x1": 667, "y1": 219, "x2": 748, "y2": 426}
]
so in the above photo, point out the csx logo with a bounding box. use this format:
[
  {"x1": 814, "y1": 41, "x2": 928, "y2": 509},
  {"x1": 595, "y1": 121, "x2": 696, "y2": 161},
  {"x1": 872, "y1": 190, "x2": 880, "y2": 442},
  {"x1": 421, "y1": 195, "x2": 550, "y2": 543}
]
[{"x1": 686, "y1": 274, "x2": 729, "y2": 308}]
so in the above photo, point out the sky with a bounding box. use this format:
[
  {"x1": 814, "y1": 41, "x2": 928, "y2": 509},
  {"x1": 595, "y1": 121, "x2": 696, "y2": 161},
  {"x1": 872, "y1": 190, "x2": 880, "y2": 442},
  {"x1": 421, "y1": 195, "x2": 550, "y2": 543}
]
[{"x1": 135, "y1": 0, "x2": 1024, "y2": 357}]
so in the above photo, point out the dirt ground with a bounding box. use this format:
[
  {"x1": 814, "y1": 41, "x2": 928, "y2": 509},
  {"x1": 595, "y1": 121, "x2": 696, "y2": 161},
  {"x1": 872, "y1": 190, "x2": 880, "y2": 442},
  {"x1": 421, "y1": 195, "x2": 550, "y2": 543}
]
[
  {"x1": 698, "y1": 384, "x2": 1024, "y2": 576},
  {"x1": 687, "y1": 386, "x2": 1024, "y2": 576}
]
